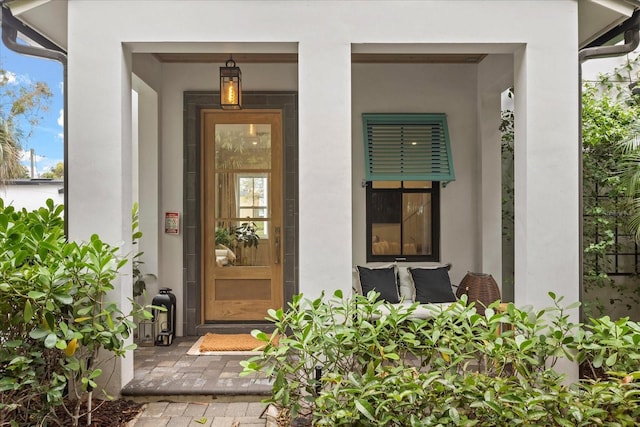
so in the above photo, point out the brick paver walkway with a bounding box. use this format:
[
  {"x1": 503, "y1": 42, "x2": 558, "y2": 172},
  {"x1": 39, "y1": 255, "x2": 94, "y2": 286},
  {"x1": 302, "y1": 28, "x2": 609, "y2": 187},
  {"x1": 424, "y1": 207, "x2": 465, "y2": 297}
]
[
  {"x1": 132, "y1": 401, "x2": 268, "y2": 426},
  {"x1": 125, "y1": 337, "x2": 273, "y2": 426}
]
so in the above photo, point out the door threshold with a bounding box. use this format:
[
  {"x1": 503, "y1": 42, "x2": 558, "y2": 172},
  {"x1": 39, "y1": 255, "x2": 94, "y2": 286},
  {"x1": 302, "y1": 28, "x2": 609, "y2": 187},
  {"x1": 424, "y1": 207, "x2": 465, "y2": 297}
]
[{"x1": 195, "y1": 322, "x2": 275, "y2": 336}]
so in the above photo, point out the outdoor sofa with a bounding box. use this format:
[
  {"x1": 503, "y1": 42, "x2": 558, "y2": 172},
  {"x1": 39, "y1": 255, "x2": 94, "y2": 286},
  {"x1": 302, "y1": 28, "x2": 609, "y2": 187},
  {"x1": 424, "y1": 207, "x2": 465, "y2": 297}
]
[{"x1": 352, "y1": 262, "x2": 457, "y2": 319}]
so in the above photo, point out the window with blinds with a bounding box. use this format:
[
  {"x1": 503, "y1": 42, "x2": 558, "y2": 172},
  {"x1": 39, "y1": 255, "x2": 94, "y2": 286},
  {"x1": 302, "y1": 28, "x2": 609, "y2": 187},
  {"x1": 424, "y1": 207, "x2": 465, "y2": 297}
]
[
  {"x1": 362, "y1": 113, "x2": 455, "y2": 184},
  {"x1": 362, "y1": 113, "x2": 451, "y2": 262}
]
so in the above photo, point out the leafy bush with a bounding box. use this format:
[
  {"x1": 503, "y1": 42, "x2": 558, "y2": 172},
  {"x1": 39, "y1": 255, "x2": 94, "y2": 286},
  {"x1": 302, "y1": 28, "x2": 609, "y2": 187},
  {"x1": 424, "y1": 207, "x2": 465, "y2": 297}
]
[
  {"x1": 242, "y1": 291, "x2": 640, "y2": 426},
  {"x1": 0, "y1": 199, "x2": 151, "y2": 426},
  {"x1": 132, "y1": 202, "x2": 156, "y2": 298}
]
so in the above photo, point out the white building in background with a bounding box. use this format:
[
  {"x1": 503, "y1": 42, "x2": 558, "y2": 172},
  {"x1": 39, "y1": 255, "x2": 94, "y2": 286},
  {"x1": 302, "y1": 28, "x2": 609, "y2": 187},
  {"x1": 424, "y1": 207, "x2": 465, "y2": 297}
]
[
  {"x1": 1, "y1": 180, "x2": 64, "y2": 211},
  {"x1": 2, "y1": 0, "x2": 639, "y2": 394}
]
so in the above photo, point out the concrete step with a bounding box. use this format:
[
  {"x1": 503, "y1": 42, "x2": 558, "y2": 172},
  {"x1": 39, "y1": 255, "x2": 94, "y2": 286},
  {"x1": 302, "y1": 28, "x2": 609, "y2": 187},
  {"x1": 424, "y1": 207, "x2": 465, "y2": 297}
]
[
  {"x1": 121, "y1": 378, "x2": 272, "y2": 399},
  {"x1": 124, "y1": 394, "x2": 268, "y2": 404}
]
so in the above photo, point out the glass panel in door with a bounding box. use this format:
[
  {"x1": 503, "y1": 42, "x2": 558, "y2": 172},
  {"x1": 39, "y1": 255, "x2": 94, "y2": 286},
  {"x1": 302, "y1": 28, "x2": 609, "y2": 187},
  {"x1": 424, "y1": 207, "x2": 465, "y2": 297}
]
[{"x1": 202, "y1": 110, "x2": 283, "y2": 321}]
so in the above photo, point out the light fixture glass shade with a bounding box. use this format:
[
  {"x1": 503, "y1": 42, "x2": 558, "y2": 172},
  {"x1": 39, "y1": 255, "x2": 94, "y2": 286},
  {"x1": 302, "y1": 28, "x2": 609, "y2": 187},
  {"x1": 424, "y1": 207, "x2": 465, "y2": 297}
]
[{"x1": 220, "y1": 58, "x2": 242, "y2": 110}]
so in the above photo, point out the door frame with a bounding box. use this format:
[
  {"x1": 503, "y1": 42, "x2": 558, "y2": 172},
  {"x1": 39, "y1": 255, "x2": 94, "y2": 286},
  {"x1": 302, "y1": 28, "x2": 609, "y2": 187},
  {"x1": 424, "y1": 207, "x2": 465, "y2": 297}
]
[
  {"x1": 183, "y1": 91, "x2": 298, "y2": 335},
  {"x1": 202, "y1": 109, "x2": 283, "y2": 321}
]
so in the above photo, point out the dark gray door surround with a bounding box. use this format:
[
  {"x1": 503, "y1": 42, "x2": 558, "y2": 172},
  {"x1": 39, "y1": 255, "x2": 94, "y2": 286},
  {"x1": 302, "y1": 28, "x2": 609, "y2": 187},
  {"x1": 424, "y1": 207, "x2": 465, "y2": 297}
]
[{"x1": 183, "y1": 91, "x2": 298, "y2": 335}]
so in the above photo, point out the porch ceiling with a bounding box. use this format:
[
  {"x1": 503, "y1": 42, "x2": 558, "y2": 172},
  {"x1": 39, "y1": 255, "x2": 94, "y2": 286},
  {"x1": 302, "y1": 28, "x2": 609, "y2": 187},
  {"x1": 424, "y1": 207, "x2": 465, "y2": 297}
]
[{"x1": 152, "y1": 52, "x2": 488, "y2": 64}]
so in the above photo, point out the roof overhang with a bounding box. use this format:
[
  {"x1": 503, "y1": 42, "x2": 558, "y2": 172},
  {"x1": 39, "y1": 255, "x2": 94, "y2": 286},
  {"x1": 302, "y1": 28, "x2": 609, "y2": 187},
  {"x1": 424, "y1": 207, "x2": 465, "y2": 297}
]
[
  {"x1": 579, "y1": 0, "x2": 640, "y2": 46},
  {"x1": 2, "y1": 0, "x2": 67, "y2": 50},
  {"x1": 2, "y1": 0, "x2": 640, "y2": 57}
]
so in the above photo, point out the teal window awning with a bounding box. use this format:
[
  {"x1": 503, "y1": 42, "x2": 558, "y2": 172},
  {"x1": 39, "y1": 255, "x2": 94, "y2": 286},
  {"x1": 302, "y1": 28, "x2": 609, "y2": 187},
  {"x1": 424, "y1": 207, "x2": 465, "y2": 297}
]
[{"x1": 362, "y1": 113, "x2": 455, "y2": 183}]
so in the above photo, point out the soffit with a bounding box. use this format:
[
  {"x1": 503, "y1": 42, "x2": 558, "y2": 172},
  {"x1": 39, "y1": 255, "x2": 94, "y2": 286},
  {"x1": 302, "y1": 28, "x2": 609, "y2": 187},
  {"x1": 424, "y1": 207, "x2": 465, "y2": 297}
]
[
  {"x1": 579, "y1": 0, "x2": 640, "y2": 46},
  {"x1": 4, "y1": 0, "x2": 67, "y2": 50}
]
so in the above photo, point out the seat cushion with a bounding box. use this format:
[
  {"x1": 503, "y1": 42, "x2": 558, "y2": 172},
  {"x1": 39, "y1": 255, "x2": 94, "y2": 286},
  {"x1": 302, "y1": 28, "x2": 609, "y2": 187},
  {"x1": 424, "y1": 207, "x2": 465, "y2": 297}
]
[
  {"x1": 409, "y1": 266, "x2": 457, "y2": 304},
  {"x1": 396, "y1": 265, "x2": 415, "y2": 302},
  {"x1": 368, "y1": 301, "x2": 453, "y2": 319},
  {"x1": 355, "y1": 265, "x2": 400, "y2": 303}
]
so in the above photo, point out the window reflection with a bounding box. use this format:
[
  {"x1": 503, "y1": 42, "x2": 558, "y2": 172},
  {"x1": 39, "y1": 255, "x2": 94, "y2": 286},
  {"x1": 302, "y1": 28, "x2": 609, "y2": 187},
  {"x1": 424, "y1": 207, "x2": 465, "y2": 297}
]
[
  {"x1": 213, "y1": 123, "x2": 272, "y2": 267},
  {"x1": 215, "y1": 124, "x2": 271, "y2": 169},
  {"x1": 368, "y1": 181, "x2": 438, "y2": 261}
]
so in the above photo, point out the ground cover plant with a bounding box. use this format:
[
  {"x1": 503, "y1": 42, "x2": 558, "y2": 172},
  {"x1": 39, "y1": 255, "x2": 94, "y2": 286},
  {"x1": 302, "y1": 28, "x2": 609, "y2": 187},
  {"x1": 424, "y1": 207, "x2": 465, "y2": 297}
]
[
  {"x1": 0, "y1": 200, "x2": 150, "y2": 426},
  {"x1": 242, "y1": 291, "x2": 640, "y2": 426}
]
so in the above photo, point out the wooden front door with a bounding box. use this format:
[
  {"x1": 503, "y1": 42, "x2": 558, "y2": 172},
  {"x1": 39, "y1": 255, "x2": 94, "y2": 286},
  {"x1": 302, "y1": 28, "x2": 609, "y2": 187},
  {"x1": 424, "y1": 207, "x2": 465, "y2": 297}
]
[{"x1": 202, "y1": 110, "x2": 283, "y2": 321}]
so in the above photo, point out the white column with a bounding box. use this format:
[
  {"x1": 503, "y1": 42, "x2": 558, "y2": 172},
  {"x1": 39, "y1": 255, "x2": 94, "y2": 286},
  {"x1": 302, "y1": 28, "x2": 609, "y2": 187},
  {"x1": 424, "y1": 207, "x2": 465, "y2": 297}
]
[
  {"x1": 133, "y1": 76, "x2": 160, "y2": 300},
  {"x1": 478, "y1": 90, "x2": 503, "y2": 287},
  {"x1": 67, "y1": 7, "x2": 134, "y2": 394},
  {"x1": 513, "y1": 41, "x2": 579, "y2": 381},
  {"x1": 477, "y1": 55, "x2": 514, "y2": 293},
  {"x1": 298, "y1": 40, "x2": 352, "y2": 299}
]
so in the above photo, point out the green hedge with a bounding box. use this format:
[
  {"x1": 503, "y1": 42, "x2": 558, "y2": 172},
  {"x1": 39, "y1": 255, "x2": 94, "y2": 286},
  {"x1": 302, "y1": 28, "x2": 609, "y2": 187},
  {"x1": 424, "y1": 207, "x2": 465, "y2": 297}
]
[
  {"x1": 242, "y1": 291, "x2": 640, "y2": 426},
  {"x1": 0, "y1": 200, "x2": 150, "y2": 426}
]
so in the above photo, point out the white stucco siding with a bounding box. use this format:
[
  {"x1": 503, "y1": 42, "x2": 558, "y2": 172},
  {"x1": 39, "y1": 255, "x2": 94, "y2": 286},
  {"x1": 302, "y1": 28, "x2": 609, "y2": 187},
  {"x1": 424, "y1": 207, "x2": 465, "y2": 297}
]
[
  {"x1": 298, "y1": 41, "x2": 353, "y2": 298},
  {"x1": 477, "y1": 54, "x2": 515, "y2": 294},
  {"x1": 513, "y1": 27, "x2": 580, "y2": 381},
  {"x1": 66, "y1": 17, "x2": 134, "y2": 261},
  {"x1": 67, "y1": 27, "x2": 132, "y2": 242},
  {"x1": 67, "y1": 7, "x2": 135, "y2": 394},
  {"x1": 1, "y1": 183, "x2": 65, "y2": 211},
  {"x1": 351, "y1": 63, "x2": 479, "y2": 287},
  {"x1": 513, "y1": 28, "x2": 580, "y2": 314},
  {"x1": 132, "y1": 75, "x2": 159, "y2": 301},
  {"x1": 158, "y1": 64, "x2": 187, "y2": 328},
  {"x1": 68, "y1": 0, "x2": 579, "y2": 306},
  {"x1": 64, "y1": 0, "x2": 581, "y2": 386}
]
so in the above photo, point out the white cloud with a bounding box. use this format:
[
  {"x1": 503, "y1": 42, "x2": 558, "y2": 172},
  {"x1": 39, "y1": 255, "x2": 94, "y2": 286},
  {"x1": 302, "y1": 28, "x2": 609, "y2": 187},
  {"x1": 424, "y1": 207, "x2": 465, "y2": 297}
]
[
  {"x1": 19, "y1": 150, "x2": 62, "y2": 178},
  {"x1": 2, "y1": 71, "x2": 33, "y2": 86},
  {"x1": 59, "y1": 81, "x2": 64, "y2": 95},
  {"x1": 56, "y1": 110, "x2": 64, "y2": 141},
  {"x1": 20, "y1": 149, "x2": 45, "y2": 162},
  {"x1": 0, "y1": 70, "x2": 17, "y2": 85}
]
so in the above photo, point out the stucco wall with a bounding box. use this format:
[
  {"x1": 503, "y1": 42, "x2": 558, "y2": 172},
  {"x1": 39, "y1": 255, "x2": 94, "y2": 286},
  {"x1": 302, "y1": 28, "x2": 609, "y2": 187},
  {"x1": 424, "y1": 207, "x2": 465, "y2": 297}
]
[
  {"x1": 159, "y1": 63, "x2": 297, "y2": 336},
  {"x1": 0, "y1": 181, "x2": 64, "y2": 211},
  {"x1": 351, "y1": 63, "x2": 480, "y2": 286},
  {"x1": 64, "y1": 0, "x2": 581, "y2": 388},
  {"x1": 68, "y1": 0, "x2": 579, "y2": 305},
  {"x1": 156, "y1": 61, "x2": 489, "y2": 332}
]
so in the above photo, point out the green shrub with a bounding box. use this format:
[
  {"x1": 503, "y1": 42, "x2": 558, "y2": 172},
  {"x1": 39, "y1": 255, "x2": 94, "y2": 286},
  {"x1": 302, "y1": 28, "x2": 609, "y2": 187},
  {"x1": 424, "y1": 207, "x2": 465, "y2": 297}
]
[
  {"x1": 0, "y1": 199, "x2": 151, "y2": 426},
  {"x1": 242, "y1": 290, "x2": 640, "y2": 426}
]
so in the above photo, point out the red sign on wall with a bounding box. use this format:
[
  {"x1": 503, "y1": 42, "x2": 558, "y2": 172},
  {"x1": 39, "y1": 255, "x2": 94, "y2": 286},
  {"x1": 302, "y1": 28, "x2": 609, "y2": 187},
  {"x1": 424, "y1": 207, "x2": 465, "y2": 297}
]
[{"x1": 164, "y1": 212, "x2": 180, "y2": 234}]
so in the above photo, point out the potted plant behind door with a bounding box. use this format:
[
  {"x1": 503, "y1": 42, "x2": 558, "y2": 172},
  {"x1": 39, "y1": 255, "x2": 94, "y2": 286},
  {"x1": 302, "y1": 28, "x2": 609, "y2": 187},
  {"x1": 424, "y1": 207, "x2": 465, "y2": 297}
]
[
  {"x1": 215, "y1": 226, "x2": 236, "y2": 266},
  {"x1": 234, "y1": 221, "x2": 260, "y2": 265}
]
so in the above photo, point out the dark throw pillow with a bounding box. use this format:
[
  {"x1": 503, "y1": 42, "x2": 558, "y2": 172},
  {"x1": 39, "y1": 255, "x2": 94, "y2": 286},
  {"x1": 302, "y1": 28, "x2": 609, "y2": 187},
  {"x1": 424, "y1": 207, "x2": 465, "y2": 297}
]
[
  {"x1": 356, "y1": 266, "x2": 400, "y2": 303},
  {"x1": 409, "y1": 267, "x2": 457, "y2": 304}
]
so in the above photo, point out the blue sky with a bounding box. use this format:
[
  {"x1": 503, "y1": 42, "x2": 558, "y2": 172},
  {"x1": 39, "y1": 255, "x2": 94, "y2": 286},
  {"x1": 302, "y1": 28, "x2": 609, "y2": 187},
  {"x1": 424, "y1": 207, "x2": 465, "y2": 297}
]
[{"x1": 1, "y1": 43, "x2": 64, "y2": 176}]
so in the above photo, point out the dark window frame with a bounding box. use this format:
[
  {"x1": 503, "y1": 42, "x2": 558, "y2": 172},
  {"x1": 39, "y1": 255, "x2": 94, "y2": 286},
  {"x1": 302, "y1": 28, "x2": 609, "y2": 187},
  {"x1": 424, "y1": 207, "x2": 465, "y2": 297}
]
[{"x1": 365, "y1": 181, "x2": 440, "y2": 263}]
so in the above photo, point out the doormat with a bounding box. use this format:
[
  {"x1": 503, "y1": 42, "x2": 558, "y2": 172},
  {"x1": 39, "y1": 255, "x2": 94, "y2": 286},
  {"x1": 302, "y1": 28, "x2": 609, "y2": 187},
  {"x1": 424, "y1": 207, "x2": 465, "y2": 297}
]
[{"x1": 187, "y1": 333, "x2": 275, "y2": 355}]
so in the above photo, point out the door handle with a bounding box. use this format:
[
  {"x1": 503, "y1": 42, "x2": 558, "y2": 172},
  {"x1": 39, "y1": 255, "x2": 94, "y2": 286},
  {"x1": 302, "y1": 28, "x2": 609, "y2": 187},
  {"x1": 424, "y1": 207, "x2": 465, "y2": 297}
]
[{"x1": 274, "y1": 226, "x2": 281, "y2": 264}]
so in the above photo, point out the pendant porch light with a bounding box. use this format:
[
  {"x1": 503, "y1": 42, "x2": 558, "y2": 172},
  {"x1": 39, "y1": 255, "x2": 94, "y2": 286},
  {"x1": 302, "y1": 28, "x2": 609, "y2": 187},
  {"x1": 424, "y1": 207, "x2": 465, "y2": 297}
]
[{"x1": 220, "y1": 56, "x2": 242, "y2": 110}]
